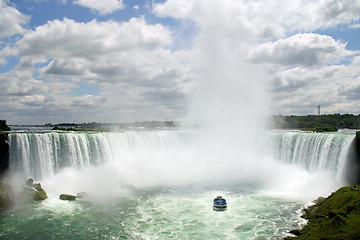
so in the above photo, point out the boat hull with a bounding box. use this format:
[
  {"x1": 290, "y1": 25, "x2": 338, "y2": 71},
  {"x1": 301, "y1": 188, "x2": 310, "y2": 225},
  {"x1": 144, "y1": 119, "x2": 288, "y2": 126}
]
[
  {"x1": 213, "y1": 196, "x2": 227, "y2": 211},
  {"x1": 213, "y1": 205, "x2": 227, "y2": 211}
]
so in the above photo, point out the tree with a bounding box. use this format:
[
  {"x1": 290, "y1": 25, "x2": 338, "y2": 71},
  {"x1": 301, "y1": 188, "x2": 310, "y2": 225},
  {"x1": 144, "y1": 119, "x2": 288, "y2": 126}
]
[{"x1": 0, "y1": 120, "x2": 10, "y2": 131}]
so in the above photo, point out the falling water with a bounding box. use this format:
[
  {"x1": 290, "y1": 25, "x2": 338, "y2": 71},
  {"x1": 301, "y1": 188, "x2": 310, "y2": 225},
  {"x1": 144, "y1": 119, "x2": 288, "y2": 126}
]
[
  {"x1": 2, "y1": 129, "x2": 357, "y2": 239},
  {"x1": 8, "y1": 130, "x2": 356, "y2": 185},
  {"x1": 261, "y1": 130, "x2": 356, "y2": 183}
]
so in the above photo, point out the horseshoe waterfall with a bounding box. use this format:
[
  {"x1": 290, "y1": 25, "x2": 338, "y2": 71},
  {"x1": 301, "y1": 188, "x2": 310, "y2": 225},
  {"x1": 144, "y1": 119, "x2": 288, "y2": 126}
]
[{"x1": 1, "y1": 129, "x2": 359, "y2": 239}]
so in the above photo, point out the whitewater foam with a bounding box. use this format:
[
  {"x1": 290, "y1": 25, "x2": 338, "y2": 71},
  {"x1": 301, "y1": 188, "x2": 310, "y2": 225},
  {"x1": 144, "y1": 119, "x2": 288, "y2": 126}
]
[{"x1": 7, "y1": 130, "x2": 357, "y2": 200}]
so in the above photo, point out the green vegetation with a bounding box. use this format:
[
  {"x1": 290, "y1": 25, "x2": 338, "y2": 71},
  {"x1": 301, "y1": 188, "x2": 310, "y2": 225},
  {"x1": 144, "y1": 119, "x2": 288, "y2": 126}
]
[
  {"x1": 300, "y1": 126, "x2": 338, "y2": 132},
  {"x1": 272, "y1": 114, "x2": 360, "y2": 131},
  {"x1": 52, "y1": 126, "x2": 107, "y2": 132},
  {"x1": 0, "y1": 120, "x2": 10, "y2": 131},
  {"x1": 285, "y1": 186, "x2": 360, "y2": 239},
  {"x1": 52, "y1": 121, "x2": 179, "y2": 132}
]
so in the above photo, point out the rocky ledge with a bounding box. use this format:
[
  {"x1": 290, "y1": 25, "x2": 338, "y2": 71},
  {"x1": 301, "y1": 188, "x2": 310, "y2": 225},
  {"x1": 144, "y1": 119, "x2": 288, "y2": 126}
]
[
  {"x1": 0, "y1": 178, "x2": 47, "y2": 209},
  {"x1": 22, "y1": 178, "x2": 48, "y2": 202},
  {"x1": 285, "y1": 186, "x2": 360, "y2": 239}
]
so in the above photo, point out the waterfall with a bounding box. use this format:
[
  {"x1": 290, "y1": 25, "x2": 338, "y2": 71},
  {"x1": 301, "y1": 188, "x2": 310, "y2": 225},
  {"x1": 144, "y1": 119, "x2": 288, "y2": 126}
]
[
  {"x1": 8, "y1": 131, "x2": 180, "y2": 180},
  {"x1": 260, "y1": 130, "x2": 357, "y2": 183},
  {"x1": 7, "y1": 130, "x2": 358, "y2": 188}
]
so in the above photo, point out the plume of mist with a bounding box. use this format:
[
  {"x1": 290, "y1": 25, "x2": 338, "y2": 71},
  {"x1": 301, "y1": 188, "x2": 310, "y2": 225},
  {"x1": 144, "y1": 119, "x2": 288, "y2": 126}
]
[
  {"x1": 183, "y1": 0, "x2": 269, "y2": 175},
  {"x1": 186, "y1": 0, "x2": 268, "y2": 130},
  {"x1": 3, "y1": 0, "x2": 349, "y2": 203}
]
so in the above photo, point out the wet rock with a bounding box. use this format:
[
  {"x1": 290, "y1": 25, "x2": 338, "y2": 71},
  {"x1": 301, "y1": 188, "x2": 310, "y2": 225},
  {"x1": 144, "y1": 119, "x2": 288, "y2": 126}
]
[
  {"x1": 25, "y1": 178, "x2": 34, "y2": 187},
  {"x1": 0, "y1": 132, "x2": 9, "y2": 178},
  {"x1": 59, "y1": 194, "x2": 76, "y2": 201},
  {"x1": 289, "y1": 229, "x2": 302, "y2": 236},
  {"x1": 33, "y1": 183, "x2": 44, "y2": 192},
  {"x1": 313, "y1": 196, "x2": 326, "y2": 205},
  {"x1": 20, "y1": 179, "x2": 48, "y2": 202},
  {"x1": 20, "y1": 186, "x2": 38, "y2": 203},
  {"x1": 0, "y1": 182, "x2": 11, "y2": 209},
  {"x1": 33, "y1": 188, "x2": 47, "y2": 201}
]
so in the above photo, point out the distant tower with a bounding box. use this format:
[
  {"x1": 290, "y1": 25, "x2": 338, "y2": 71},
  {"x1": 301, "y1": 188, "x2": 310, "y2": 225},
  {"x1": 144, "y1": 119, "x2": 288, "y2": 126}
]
[{"x1": 317, "y1": 105, "x2": 320, "y2": 115}]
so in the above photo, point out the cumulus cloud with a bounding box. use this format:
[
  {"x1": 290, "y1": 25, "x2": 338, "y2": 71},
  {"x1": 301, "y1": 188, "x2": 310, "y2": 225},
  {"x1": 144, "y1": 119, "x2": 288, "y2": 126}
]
[
  {"x1": 73, "y1": 0, "x2": 125, "y2": 15},
  {"x1": 154, "y1": 0, "x2": 360, "y2": 40},
  {"x1": 16, "y1": 17, "x2": 174, "y2": 81},
  {"x1": 152, "y1": 0, "x2": 360, "y2": 118},
  {"x1": 0, "y1": 0, "x2": 29, "y2": 38},
  {"x1": 1, "y1": 15, "x2": 191, "y2": 123},
  {"x1": 267, "y1": 57, "x2": 360, "y2": 115},
  {"x1": 314, "y1": 0, "x2": 360, "y2": 28},
  {"x1": 2, "y1": 0, "x2": 360, "y2": 123},
  {"x1": 153, "y1": 0, "x2": 197, "y2": 19},
  {"x1": 0, "y1": 69, "x2": 75, "y2": 97},
  {"x1": 249, "y1": 33, "x2": 355, "y2": 67},
  {"x1": 18, "y1": 17, "x2": 172, "y2": 59},
  {"x1": 0, "y1": 46, "x2": 18, "y2": 65},
  {"x1": 339, "y1": 83, "x2": 360, "y2": 100}
]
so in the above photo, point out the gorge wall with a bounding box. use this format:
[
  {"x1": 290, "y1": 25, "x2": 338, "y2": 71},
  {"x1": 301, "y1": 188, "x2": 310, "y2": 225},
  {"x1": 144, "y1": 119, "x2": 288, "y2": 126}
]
[{"x1": 0, "y1": 132, "x2": 9, "y2": 178}]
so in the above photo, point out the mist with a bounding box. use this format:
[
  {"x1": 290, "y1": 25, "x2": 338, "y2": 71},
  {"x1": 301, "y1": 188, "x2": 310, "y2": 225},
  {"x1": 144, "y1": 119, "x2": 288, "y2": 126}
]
[{"x1": 3, "y1": 1, "x2": 353, "y2": 203}]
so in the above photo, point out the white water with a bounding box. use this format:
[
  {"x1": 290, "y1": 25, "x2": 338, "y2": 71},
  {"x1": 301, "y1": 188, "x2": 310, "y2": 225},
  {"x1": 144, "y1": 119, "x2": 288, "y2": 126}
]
[
  {"x1": 3, "y1": 129, "x2": 357, "y2": 239},
  {"x1": 7, "y1": 129, "x2": 356, "y2": 200}
]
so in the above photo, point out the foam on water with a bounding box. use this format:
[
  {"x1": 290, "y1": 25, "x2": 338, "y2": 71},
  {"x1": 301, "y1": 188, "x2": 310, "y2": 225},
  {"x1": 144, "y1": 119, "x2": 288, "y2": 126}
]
[
  {"x1": 3, "y1": 129, "x2": 357, "y2": 239},
  {"x1": 6, "y1": 129, "x2": 357, "y2": 200},
  {"x1": 0, "y1": 185, "x2": 306, "y2": 240}
]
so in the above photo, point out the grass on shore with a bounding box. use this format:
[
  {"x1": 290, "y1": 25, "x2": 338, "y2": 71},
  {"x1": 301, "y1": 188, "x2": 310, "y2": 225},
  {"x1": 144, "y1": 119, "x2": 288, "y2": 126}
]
[{"x1": 285, "y1": 186, "x2": 360, "y2": 240}]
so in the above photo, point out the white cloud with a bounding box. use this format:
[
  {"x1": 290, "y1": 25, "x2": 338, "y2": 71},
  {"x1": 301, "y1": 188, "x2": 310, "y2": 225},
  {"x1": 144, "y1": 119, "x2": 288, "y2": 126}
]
[
  {"x1": 3, "y1": 0, "x2": 360, "y2": 123},
  {"x1": 249, "y1": 33, "x2": 356, "y2": 67},
  {"x1": 1, "y1": 16, "x2": 192, "y2": 123},
  {"x1": 0, "y1": 0, "x2": 29, "y2": 38},
  {"x1": 73, "y1": 0, "x2": 125, "y2": 15},
  {"x1": 17, "y1": 18, "x2": 172, "y2": 61},
  {"x1": 313, "y1": 0, "x2": 360, "y2": 28},
  {"x1": 154, "y1": 0, "x2": 360, "y2": 40},
  {"x1": 153, "y1": 0, "x2": 197, "y2": 19},
  {"x1": 0, "y1": 46, "x2": 18, "y2": 65},
  {"x1": 152, "y1": 0, "x2": 360, "y2": 120},
  {"x1": 267, "y1": 58, "x2": 360, "y2": 115},
  {"x1": 348, "y1": 23, "x2": 360, "y2": 29},
  {"x1": 15, "y1": 17, "x2": 175, "y2": 85}
]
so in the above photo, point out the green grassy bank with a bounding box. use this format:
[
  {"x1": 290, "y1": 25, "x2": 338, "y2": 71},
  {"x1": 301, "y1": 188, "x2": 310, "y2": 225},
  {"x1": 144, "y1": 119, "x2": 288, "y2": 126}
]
[{"x1": 285, "y1": 186, "x2": 360, "y2": 239}]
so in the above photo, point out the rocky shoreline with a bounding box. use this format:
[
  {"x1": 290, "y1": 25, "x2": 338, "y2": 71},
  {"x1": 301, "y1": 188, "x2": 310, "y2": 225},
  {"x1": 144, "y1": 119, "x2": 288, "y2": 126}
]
[{"x1": 284, "y1": 186, "x2": 360, "y2": 239}]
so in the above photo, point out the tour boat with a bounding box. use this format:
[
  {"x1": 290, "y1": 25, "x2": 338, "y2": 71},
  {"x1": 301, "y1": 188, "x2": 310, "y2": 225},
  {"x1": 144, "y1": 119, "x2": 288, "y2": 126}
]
[{"x1": 213, "y1": 196, "x2": 227, "y2": 211}]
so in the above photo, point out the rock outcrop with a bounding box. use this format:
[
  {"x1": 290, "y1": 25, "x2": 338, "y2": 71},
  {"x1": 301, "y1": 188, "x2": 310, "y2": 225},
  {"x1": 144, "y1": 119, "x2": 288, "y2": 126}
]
[
  {"x1": 0, "y1": 178, "x2": 48, "y2": 209},
  {"x1": 0, "y1": 182, "x2": 11, "y2": 209},
  {"x1": 59, "y1": 194, "x2": 77, "y2": 201},
  {"x1": 20, "y1": 178, "x2": 48, "y2": 203},
  {"x1": 0, "y1": 132, "x2": 9, "y2": 178}
]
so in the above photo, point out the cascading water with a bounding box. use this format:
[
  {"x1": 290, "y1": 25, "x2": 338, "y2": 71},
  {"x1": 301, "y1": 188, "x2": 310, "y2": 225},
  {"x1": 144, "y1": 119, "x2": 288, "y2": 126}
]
[
  {"x1": 8, "y1": 130, "x2": 357, "y2": 186},
  {"x1": 8, "y1": 131, "x2": 180, "y2": 180},
  {"x1": 260, "y1": 130, "x2": 357, "y2": 184},
  {"x1": 2, "y1": 129, "x2": 358, "y2": 239}
]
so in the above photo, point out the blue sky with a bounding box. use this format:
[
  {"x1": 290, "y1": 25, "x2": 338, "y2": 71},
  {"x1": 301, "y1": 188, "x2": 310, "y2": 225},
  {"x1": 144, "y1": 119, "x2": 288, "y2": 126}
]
[{"x1": 1, "y1": 0, "x2": 360, "y2": 124}]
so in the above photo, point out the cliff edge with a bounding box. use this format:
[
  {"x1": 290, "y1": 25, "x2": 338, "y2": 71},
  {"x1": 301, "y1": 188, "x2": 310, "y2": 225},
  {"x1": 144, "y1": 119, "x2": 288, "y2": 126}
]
[{"x1": 0, "y1": 131, "x2": 9, "y2": 177}]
